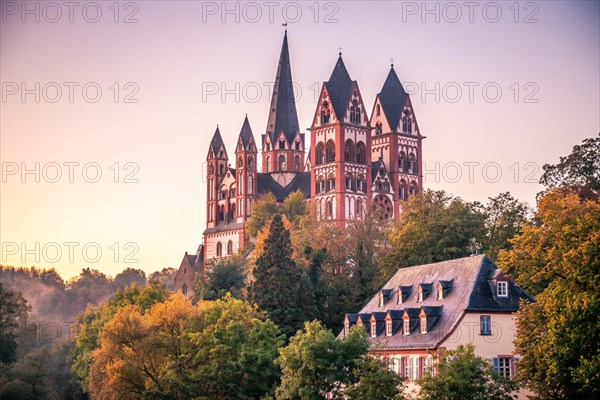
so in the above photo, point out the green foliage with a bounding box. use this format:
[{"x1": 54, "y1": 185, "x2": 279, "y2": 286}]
[
  {"x1": 0, "y1": 282, "x2": 29, "y2": 364},
  {"x1": 246, "y1": 193, "x2": 278, "y2": 238},
  {"x1": 86, "y1": 293, "x2": 283, "y2": 400},
  {"x1": 282, "y1": 190, "x2": 307, "y2": 225},
  {"x1": 251, "y1": 214, "x2": 316, "y2": 337},
  {"x1": 540, "y1": 135, "x2": 600, "y2": 193},
  {"x1": 481, "y1": 192, "x2": 530, "y2": 261},
  {"x1": 499, "y1": 190, "x2": 600, "y2": 399},
  {"x1": 381, "y1": 190, "x2": 486, "y2": 279},
  {"x1": 113, "y1": 267, "x2": 147, "y2": 290},
  {"x1": 193, "y1": 254, "x2": 247, "y2": 302},
  {"x1": 417, "y1": 344, "x2": 517, "y2": 400},
  {"x1": 276, "y1": 321, "x2": 403, "y2": 400},
  {"x1": 68, "y1": 282, "x2": 171, "y2": 392}
]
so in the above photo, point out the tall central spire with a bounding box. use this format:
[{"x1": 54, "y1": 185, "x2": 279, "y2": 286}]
[{"x1": 265, "y1": 31, "x2": 300, "y2": 144}]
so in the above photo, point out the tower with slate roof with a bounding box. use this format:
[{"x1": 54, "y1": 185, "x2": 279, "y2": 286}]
[
  {"x1": 370, "y1": 64, "x2": 424, "y2": 218},
  {"x1": 309, "y1": 52, "x2": 372, "y2": 226}
]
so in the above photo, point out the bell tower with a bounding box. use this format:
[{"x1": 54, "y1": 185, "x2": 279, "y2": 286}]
[{"x1": 309, "y1": 53, "x2": 372, "y2": 226}]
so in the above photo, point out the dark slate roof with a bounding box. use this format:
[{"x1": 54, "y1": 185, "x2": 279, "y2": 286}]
[
  {"x1": 325, "y1": 55, "x2": 354, "y2": 121},
  {"x1": 207, "y1": 127, "x2": 225, "y2": 159},
  {"x1": 372, "y1": 160, "x2": 383, "y2": 182},
  {"x1": 398, "y1": 286, "x2": 412, "y2": 303},
  {"x1": 256, "y1": 172, "x2": 311, "y2": 202},
  {"x1": 265, "y1": 31, "x2": 300, "y2": 144},
  {"x1": 378, "y1": 67, "x2": 408, "y2": 131},
  {"x1": 339, "y1": 255, "x2": 534, "y2": 349},
  {"x1": 345, "y1": 313, "x2": 358, "y2": 324},
  {"x1": 238, "y1": 116, "x2": 255, "y2": 149},
  {"x1": 370, "y1": 312, "x2": 387, "y2": 322},
  {"x1": 386, "y1": 310, "x2": 403, "y2": 320}
]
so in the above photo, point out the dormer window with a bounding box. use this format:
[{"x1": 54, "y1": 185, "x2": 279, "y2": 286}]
[
  {"x1": 370, "y1": 323, "x2": 377, "y2": 338},
  {"x1": 497, "y1": 281, "x2": 508, "y2": 297},
  {"x1": 403, "y1": 319, "x2": 410, "y2": 335},
  {"x1": 420, "y1": 317, "x2": 427, "y2": 334},
  {"x1": 386, "y1": 320, "x2": 392, "y2": 336}
]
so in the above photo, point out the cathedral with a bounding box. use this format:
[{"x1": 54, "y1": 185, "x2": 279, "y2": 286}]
[{"x1": 174, "y1": 31, "x2": 423, "y2": 295}]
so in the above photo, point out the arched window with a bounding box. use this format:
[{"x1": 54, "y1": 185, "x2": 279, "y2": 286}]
[
  {"x1": 400, "y1": 179, "x2": 408, "y2": 200},
  {"x1": 219, "y1": 164, "x2": 224, "y2": 175},
  {"x1": 294, "y1": 155, "x2": 300, "y2": 171},
  {"x1": 408, "y1": 153, "x2": 417, "y2": 174},
  {"x1": 229, "y1": 202, "x2": 236, "y2": 220},
  {"x1": 295, "y1": 141, "x2": 300, "y2": 151},
  {"x1": 375, "y1": 122, "x2": 383, "y2": 135},
  {"x1": 326, "y1": 140, "x2": 336, "y2": 163},
  {"x1": 316, "y1": 142, "x2": 325, "y2": 165},
  {"x1": 327, "y1": 200, "x2": 333, "y2": 219},
  {"x1": 216, "y1": 242, "x2": 222, "y2": 257},
  {"x1": 344, "y1": 139, "x2": 355, "y2": 162},
  {"x1": 266, "y1": 142, "x2": 270, "y2": 151},
  {"x1": 238, "y1": 157, "x2": 243, "y2": 168},
  {"x1": 316, "y1": 178, "x2": 325, "y2": 194},
  {"x1": 317, "y1": 199, "x2": 323, "y2": 218},
  {"x1": 356, "y1": 198, "x2": 363, "y2": 217},
  {"x1": 350, "y1": 100, "x2": 361, "y2": 124},
  {"x1": 229, "y1": 187, "x2": 235, "y2": 198},
  {"x1": 399, "y1": 151, "x2": 408, "y2": 173},
  {"x1": 247, "y1": 175, "x2": 254, "y2": 194},
  {"x1": 356, "y1": 142, "x2": 366, "y2": 163},
  {"x1": 249, "y1": 143, "x2": 254, "y2": 151},
  {"x1": 266, "y1": 156, "x2": 270, "y2": 173},
  {"x1": 410, "y1": 181, "x2": 418, "y2": 196},
  {"x1": 247, "y1": 156, "x2": 253, "y2": 169},
  {"x1": 219, "y1": 205, "x2": 225, "y2": 221},
  {"x1": 227, "y1": 240, "x2": 233, "y2": 255},
  {"x1": 402, "y1": 116, "x2": 412, "y2": 133},
  {"x1": 321, "y1": 101, "x2": 331, "y2": 125},
  {"x1": 209, "y1": 164, "x2": 214, "y2": 174},
  {"x1": 376, "y1": 104, "x2": 381, "y2": 116},
  {"x1": 279, "y1": 140, "x2": 285, "y2": 150},
  {"x1": 182, "y1": 283, "x2": 187, "y2": 295},
  {"x1": 278, "y1": 155, "x2": 286, "y2": 171}
]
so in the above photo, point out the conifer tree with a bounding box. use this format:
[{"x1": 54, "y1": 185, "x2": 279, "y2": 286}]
[{"x1": 251, "y1": 214, "x2": 315, "y2": 336}]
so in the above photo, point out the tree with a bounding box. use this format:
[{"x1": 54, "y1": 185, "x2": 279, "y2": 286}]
[
  {"x1": 193, "y1": 254, "x2": 247, "y2": 302},
  {"x1": 0, "y1": 282, "x2": 29, "y2": 364},
  {"x1": 275, "y1": 321, "x2": 403, "y2": 400},
  {"x1": 245, "y1": 193, "x2": 278, "y2": 238},
  {"x1": 86, "y1": 293, "x2": 284, "y2": 400},
  {"x1": 481, "y1": 192, "x2": 530, "y2": 261},
  {"x1": 282, "y1": 190, "x2": 307, "y2": 225},
  {"x1": 113, "y1": 268, "x2": 146, "y2": 290},
  {"x1": 417, "y1": 344, "x2": 517, "y2": 400},
  {"x1": 498, "y1": 190, "x2": 600, "y2": 399},
  {"x1": 251, "y1": 214, "x2": 316, "y2": 337},
  {"x1": 539, "y1": 135, "x2": 600, "y2": 194},
  {"x1": 381, "y1": 190, "x2": 486, "y2": 279}
]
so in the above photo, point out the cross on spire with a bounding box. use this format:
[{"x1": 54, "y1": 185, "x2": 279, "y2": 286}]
[
  {"x1": 338, "y1": 46, "x2": 342, "y2": 56},
  {"x1": 391, "y1": 58, "x2": 394, "y2": 68}
]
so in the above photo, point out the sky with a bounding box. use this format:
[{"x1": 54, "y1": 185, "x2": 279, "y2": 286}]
[{"x1": 1, "y1": 1, "x2": 599, "y2": 280}]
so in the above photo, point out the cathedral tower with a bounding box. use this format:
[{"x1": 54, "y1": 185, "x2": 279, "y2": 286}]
[
  {"x1": 262, "y1": 31, "x2": 305, "y2": 175},
  {"x1": 309, "y1": 53, "x2": 372, "y2": 226}
]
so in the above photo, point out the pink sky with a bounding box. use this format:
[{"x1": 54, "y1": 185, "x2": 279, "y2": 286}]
[{"x1": 1, "y1": 1, "x2": 598, "y2": 279}]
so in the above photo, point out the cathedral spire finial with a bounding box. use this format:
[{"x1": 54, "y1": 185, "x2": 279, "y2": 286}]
[
  {"x1": 391, "y1": 58, "x2": 394, "y2": 68},
  {"x1": 338, "y1": 46, "x2": 343, "y2": 56},
  {"x1": 282, "y1": 22, "x2": 287, "y2": 32}
]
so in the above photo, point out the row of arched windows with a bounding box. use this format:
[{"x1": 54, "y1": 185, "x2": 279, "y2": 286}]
[
  {"x1": 315, "y1": 140, "x2": 366, "y2": 165},
  {"x1": 265, "y1": 155, "x2": 302, "y2": 172},
  {"x1": 349, "y1": 100, "x2": 361, "y2": 124},
  {"x1": 215, "y1": 240, "x2": 234, "y2": 257},
  {"x1": 237, "y1": 156, "x2": 254, "y2": 169},
  {"x1": 399, "y1": 180, "x2": 419, "y2": 200},
  {"x1": 398, "y1": 151, "x2": 418, "y2": 175}
]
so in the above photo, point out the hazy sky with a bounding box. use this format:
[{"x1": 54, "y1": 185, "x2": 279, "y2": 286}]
[{"x1": 1, "y1": 1, "x2": 599, "y2": 280}]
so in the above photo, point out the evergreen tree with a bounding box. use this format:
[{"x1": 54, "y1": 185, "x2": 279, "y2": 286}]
[{"x1": 251, "y1": 214, "x2": 316, "y2": 337}]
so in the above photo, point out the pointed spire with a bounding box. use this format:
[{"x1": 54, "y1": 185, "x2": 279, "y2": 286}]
[
  {"x1": 238, "y1": 115, "x2": 255, "y2": 149},
  {"x1": 207, "y1": 126, "x2": 225, "y2": 159},
  {"x1": 378, "y1": 66, "x2": 408, "y2": 131},
  {"x1": 325, "y1": 54, "x2": 353, "y2": 120},
  {"x1": 265, "y1": 31, "x2": 300, "y2": 144}
]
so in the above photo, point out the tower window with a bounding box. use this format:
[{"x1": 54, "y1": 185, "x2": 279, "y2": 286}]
[
  {"x1": 344, "y1": 139, "x2": 355, "y2": 162},
  {"x1": 295, "y1": 155, "x2": 300, "y2": 171},
  {"x1": 182, "y1": 283, "x2": 187, "y2": 295},
  {"x1": 321, "y1": 102, "x2": 331, "y2": 125},
  {"x1": 326, "y1": 140, "x2": 336, "y2": 163},
  {"x1": 279, "y1": 140, "x2": 285, "y2": 150},
  {"x1": 356, "y1": 142, "x2": 366, "y2": 163},
  {"x1": 402, "y1": 116, "x2": 412, "y2": 133},
  {"x1": 295, "y1": 141, "x2": 300, "y2": 150},
  {"x1": 376, "y1": 104, "x2": 381, "y2": 116},
  {"x1": 227, "y1": 240, "x2": 233, "y2": 255},
  {"x1": 327, "y1": 200, "x2": 333, "y2": 218},
  {"x1": 266, "y1": 156, "x2": 270, "y2": 173},
  {"x1": 219, "y1": 164, "x2": 224, "y2": 175},
  {"x1": 278, "y1": 155, "x2": 286, "y2": 171},
  {"x1": 216, "y1": 242, "x2": 222, "y2": 257},
  {"x1": 247, "y1": 156, "x2": 253, "y2": 168},
  {"x1": 266, "y1": 142, "x2": 270, "y2": 151},
  {"x1": 375, "y1": 122, "x2": 383, "y2": 135},
  {"x1": 315, "y1": 142, "x2": 325, "y2": 165},
  {"x1": 238, "y1": 157, "x2": 243, "y2": 168}
]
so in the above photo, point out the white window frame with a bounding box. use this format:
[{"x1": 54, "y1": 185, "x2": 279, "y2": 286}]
[
  {"x1": 386, "y1": 320, "x2": 392, "y2": 336},
  {"x1": 370, "y1": 322, "x2": 377, "y2": 338},
  {"x1": 498, "y1": 357, "x2": 511, "y2": 378},
  {"x1": 417, "y1": 290, "x2": 423, "y2": 302},
  {"x1": 497, "y1": 281, "x2": 508, "y2": 297},
  {"x1": 344, "y1": 323, "x2": 349, "y2": 336},
  {"x1": 420, "y1": 317, "x2": 427, "y2": 334},
  {"x1": 403, "y1": 319, "x2": 410, "y2": 335}
]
